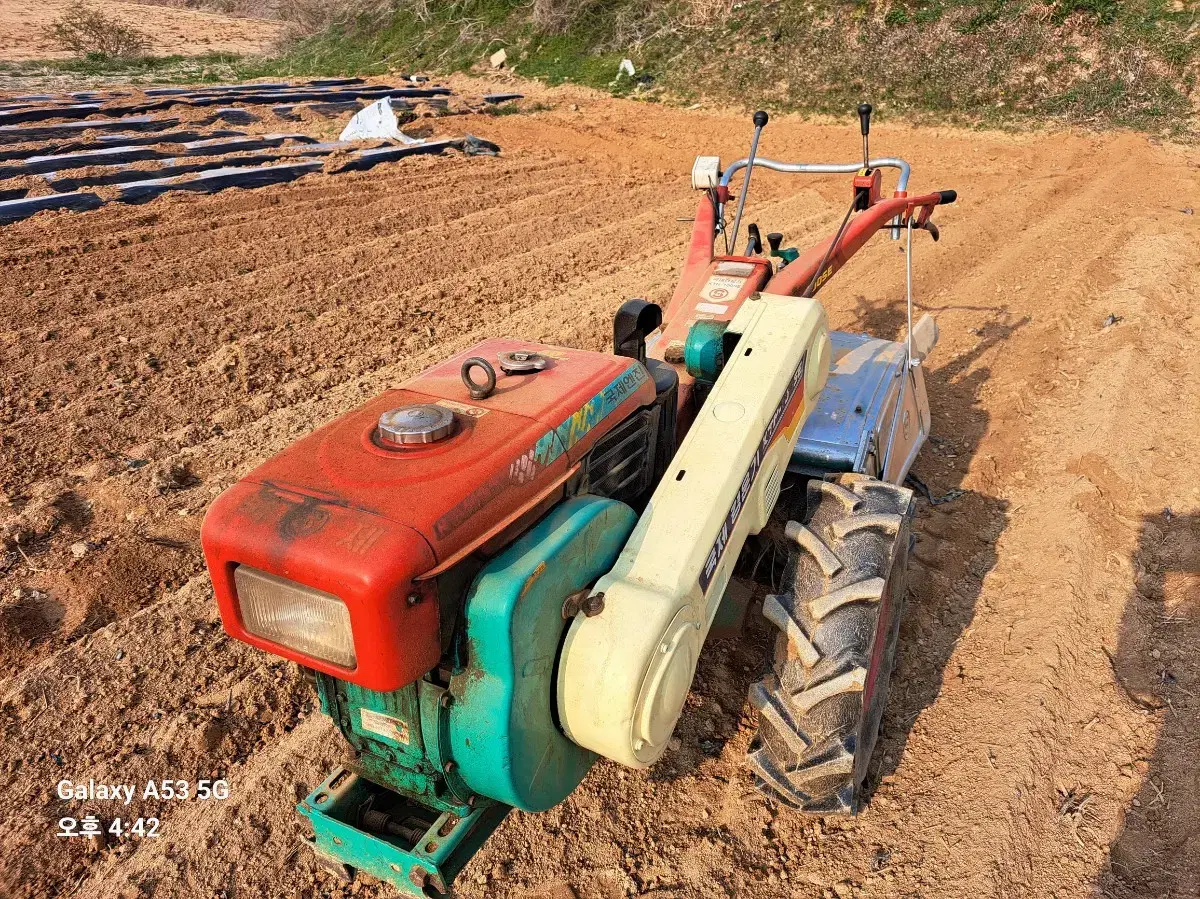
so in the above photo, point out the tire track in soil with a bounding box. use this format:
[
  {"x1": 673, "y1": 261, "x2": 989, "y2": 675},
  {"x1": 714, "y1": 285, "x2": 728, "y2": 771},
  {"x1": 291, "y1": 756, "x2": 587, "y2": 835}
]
[{"x1": 2, "y1": 84, "x2": 1199, "y2": 899}]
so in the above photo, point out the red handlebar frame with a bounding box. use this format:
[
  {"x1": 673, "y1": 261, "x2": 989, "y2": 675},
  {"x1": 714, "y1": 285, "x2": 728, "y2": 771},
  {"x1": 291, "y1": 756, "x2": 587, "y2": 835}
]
[
  {"x1": 670, "y1": 185, "x2": 953, "y2": 312},
  {"x1": 765, "y1": 190, "x2": 952, "y2": 297}
]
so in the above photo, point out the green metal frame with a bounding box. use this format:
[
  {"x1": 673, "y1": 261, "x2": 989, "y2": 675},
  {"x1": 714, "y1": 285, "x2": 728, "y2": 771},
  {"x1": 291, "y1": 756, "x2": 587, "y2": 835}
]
[
  {"x1": 316, "y1": 674, "x2": 473, "y2": 815},
  {"x1": 299, "y1": 768, "x2": 507, "y2": 896}
]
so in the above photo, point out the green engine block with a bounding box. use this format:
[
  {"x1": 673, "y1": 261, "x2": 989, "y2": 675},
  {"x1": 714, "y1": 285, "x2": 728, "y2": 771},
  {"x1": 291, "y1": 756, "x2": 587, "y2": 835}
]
[{"x1": 300, "y1": 496, "x2": 637, "y2": 896}]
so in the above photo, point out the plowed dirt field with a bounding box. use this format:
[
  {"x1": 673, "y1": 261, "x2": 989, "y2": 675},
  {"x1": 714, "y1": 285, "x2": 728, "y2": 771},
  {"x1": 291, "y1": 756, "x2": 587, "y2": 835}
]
[{"x1": 2, "y1": 78, "x2": 1198, "y2": 899}]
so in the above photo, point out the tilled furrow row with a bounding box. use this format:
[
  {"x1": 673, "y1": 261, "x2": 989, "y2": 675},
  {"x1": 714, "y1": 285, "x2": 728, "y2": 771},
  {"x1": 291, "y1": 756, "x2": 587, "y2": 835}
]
[
  {"x1": 0, "y1": 153, "x2": 577, "y2": 271},
  {"x1": 0, "y1": 182, "x2": 691, "y2": 486},
  {"x1": 0, "y1": 168, "x2": 596, "y2": 334}
]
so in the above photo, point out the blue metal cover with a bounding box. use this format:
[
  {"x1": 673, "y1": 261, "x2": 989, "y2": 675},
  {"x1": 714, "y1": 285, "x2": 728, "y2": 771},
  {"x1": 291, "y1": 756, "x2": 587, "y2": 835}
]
[{"x1": 791, "y1": 330, "x2": 906, "y2": 474}]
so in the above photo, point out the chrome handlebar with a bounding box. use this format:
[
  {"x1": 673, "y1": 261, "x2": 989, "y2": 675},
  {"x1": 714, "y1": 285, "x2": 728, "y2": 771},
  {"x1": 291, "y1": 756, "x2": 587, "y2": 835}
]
[{"x1": 718, "y1": 157, "x2": 912, "y2": 193}]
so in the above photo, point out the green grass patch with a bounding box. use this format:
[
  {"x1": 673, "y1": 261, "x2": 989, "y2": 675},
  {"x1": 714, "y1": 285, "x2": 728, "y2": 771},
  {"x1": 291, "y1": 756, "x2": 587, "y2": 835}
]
[
  {"x1": 481, "y1": 100, "x2": 553, "y2": 115},
  {"x1": 1, "y1": 52, "x2": 249, "y2": 82},
  {"x1": 4, "y1": 0, "x2": 1196, "y2": 135}
]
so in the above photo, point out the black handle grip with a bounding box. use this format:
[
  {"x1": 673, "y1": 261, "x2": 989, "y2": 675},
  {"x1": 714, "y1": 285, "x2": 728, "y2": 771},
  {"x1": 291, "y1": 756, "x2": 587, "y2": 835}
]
[
  {"x1": 753, "y1": 110, "x2": 769, "y2": 128},
  {"x1": 746, "y1": 223, "x2": 763, "y2": 254},
  {"x1": 858, "y1": 103, "x2": 872, "y2": 136},
  {"x1": 936, "y1": 189, "x2": 957, "y2": 205}
]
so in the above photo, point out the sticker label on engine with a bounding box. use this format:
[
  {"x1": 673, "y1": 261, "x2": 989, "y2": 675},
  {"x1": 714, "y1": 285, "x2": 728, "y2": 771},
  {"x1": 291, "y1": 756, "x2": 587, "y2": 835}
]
[
  {"x1": 359, "y1": 709, "x2": 411, "y2": 746},
  {"x1": 530, "y1": 363, "x2": 650, "y2": 468},
  {"x1": 698, "y1": 351, "x2": 808, "y2": 595},
  {"x1": 431, "y1": 364, "x2": 650, "y2": 539},
  {"x1": 700, "y1": 274, "x2": 746, "y2": 305},
  {"x1": 715, "y1": 261, "x2": 756, "y2": 277},
  {"x1": 436, "y1": 398, "x2": 488, "y2": 418}
]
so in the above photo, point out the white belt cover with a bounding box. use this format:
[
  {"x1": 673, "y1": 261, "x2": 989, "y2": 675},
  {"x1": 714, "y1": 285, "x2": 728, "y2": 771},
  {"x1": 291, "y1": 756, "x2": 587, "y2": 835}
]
[{"x1": 558, "y1": 292, "x2": 832, "y2": 767}]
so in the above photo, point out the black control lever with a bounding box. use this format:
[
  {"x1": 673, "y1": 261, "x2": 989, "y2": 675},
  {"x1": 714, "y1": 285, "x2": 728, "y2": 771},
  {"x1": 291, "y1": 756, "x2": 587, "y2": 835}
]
[
  {"x1": 877, "y1": 219, "x2": 941, "y2": 241},
  {"x1": 858, "y1": 102, "x2": 872, "y2": 169},
  {"x1": 730, "y1": 110, "x2": 769, "y2": 254},
  {"x1": 613, "y1": 298, "x2": 663, "y2": 363},
  {"x1": 766, "y1": 232, "x2": 783, "y2": 254},
  {"x1": 746, "y1": 223, "x2": 763, "y2": 255}
]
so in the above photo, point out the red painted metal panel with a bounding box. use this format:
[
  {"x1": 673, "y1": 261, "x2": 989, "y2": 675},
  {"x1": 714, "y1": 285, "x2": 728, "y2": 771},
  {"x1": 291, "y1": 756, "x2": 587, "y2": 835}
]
[
  {"x1": 203, "y1": 480, "x2": 440, "y2": 692},
  {"x1": 650, "y1": 256, "x2": 772, "y2": 437},
  {"x1": 657, "y1": 257, "x2": 772, "y2": 346},
  {"x1": 667, "y1": 187, "x2": 726, "y2": 312}
]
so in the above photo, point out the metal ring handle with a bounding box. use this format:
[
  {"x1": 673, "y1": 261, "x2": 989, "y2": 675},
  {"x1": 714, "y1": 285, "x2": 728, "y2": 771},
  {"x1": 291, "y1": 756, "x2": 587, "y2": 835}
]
[{"x1": 461, "y1": 357, "x2": 497, "y2": 400}]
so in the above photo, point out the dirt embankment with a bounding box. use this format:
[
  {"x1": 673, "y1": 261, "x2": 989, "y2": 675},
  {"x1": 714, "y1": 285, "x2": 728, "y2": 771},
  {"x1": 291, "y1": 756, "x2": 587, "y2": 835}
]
[{"x1": 1, "y1": 80, "x2": 1199, "y2": 899}]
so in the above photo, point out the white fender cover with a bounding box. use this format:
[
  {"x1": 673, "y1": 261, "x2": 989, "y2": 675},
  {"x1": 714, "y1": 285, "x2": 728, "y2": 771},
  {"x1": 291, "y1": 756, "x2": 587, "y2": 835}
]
[{"x1": 558, "y1": 293, "x2": 832, "y2": 767}]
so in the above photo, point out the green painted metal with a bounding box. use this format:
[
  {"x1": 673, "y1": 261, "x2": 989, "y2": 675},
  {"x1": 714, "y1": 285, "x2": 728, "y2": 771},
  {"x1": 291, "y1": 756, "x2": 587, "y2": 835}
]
[
  {"x1": 449, "y1": 495, "x2": 636, "y2": 812},
  {"x1": 315, "y1": 674, "x2": 470, "y2": 815},
  {"x1": 305, "y1": 494, "x2": 637, "y2": 889},
  {"x1": 770, "y1": 245, "x2": 800, "y2": 266},
  {"x1": 299, "y1": 768, "x2": 507, "y2": 898},
  {"x1": 684, "y1": 319, "x2": 729, "y2": 382}
]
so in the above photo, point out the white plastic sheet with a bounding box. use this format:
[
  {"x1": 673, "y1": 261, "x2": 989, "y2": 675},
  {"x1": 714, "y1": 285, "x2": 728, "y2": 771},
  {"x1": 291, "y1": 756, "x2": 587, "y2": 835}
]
[{"x1": 339, "y1": 98, "x2": 422, "y2": 145}]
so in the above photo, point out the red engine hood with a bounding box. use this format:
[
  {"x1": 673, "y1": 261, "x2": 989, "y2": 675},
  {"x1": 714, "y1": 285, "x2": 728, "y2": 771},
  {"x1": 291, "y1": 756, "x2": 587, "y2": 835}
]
[{"x1": 202, "y1": 338, "x2": 655, "y2": 691}]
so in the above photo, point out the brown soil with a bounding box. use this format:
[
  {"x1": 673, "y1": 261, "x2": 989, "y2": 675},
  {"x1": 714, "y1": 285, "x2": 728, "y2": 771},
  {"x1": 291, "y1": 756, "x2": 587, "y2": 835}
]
[
  {"x1": 1, "y1": 77, "x2": 1198, "y2": 899},
  {"x1": 0, "y1": 0, "x2": 280, "y2": 62}
]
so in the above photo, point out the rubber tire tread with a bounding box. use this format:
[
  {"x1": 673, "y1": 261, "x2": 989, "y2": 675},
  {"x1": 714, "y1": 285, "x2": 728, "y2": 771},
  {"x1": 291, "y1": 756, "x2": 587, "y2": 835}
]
[{"x1": 747, "y1": 473, "x2": 914, "y2": 814}]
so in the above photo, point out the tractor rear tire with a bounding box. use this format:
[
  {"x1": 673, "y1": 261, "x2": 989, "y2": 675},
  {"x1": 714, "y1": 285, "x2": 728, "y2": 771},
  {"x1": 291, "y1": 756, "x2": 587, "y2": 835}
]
[{"x1": 747, "y1": 473, "x2": 915, "y2": 814}]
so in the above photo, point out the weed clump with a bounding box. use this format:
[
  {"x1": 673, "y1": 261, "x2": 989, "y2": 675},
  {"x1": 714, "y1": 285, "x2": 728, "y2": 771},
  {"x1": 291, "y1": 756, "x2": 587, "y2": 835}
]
[{"x1": 44, "y1": 1, "x2": 150, "y2": 59}]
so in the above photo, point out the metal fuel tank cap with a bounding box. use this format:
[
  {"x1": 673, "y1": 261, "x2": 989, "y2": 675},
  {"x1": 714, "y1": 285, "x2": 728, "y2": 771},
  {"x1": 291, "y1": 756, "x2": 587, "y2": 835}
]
[
  {"x1": 377, "y1": 403, "x2": 456, "y2": 446},
  {"x1": 497, "y1": 350, "x2": 547, "y2": 374}
]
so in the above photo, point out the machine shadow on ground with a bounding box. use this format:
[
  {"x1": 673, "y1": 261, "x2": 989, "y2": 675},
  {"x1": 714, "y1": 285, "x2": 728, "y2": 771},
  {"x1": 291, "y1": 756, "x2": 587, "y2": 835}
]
[
  {"x1": 851, "y1": 300, "x2": 1025, "y2": 797},
  {"x1": 1098, "y1": 511, "x2": 1200, "y2": 898},
  {"x1": 648, "y1": 294, "x2": 1027, "y2": 794}
]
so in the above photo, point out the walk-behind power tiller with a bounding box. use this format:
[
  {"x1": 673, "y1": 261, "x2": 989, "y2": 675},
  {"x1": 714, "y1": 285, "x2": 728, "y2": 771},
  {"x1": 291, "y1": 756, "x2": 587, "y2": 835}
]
[{"x1": 201, "y1": 105, "x2": 956, "y2": 895}]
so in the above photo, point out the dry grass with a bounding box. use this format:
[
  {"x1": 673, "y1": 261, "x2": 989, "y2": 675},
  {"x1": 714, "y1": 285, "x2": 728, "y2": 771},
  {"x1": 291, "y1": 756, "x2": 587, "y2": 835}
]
[
  {"x1": 531, "y1": 0, "x2": 577, "y2": 34},
  {"x1": 531, "y1": 0, "x2": 730, "y2": 35},
  {"x1": 275, "y1": 0, "x2": 399, "y2": 39},
  {"x1": 683, "y1": 0, "x2": 731, "y2": 26},
  {"x1": 44, "y1": 1, "x2": 150, "y2": 58},
  {"x1": 126, "y1": 0, "x2": 282, "y2": 17}
]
